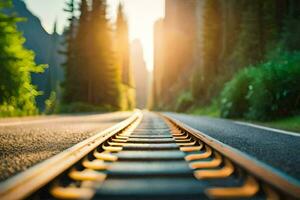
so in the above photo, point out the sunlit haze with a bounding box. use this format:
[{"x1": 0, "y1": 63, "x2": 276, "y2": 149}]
[{"x1": 24, "y1": 0, "x2": 165, "y2": 70}]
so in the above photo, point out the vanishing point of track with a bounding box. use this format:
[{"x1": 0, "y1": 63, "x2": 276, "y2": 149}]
[{"x1": 0, "y1": 110, "x2": 299, "y2": 200}]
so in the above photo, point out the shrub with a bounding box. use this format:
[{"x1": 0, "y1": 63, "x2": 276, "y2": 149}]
[
  {"x1": 220, "y1": 67, "x2": 256, "y2": 118},
  {"x1": 0, "y1": 100, "x2": 39, "y2": 117},
  {"x1": 246, "y1": 52, "x2": 300, "y2": 120},
  {"x1": 0, "y1": 3, "x2": 44, "y2": 117},
  {"x1": 191, "y1": 99, "x2": 220, "y2": 117},
  {"x1": 221, "y1": 51, "x2": 300, "y2": 121},
  {"x1": 44, "y1": 92, "x2": 57, "y2": 114},
  {"x1": 176, "y1": 91, "x2": 194, "y2": 112}
]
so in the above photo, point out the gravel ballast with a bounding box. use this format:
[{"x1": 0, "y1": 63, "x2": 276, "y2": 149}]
[{"x1": 0, "y1": 112, "x2": 132, "y2": 181}]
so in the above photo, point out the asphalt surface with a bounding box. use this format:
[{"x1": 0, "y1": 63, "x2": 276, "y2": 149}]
[
  {"x1": 164, "y1": 112, "x2": 300, "y2": 181},
  {"x1": 0, "y1": 112, "x2": 132, "y2": 181}
]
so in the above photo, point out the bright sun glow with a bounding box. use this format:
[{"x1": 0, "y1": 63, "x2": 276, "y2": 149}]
[
  {"x1": 108, "y1": 0, "x2": 165, "y2": 71},
  {"x1": 24, "y1": 0, "x2": 165, "y2": 71}
]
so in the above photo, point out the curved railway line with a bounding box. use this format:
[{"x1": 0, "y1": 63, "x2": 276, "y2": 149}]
[{"x1": 0, "y1": 110, "x2": 299, "y2": 200}]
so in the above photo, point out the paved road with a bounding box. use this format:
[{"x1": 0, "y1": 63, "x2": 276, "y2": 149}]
[
  {"x1": 0, "y1": 112, "x2": 132, "y2": 181},
  {"x1": 164, "y1": 113, "x2": 300, "y2": 181}
]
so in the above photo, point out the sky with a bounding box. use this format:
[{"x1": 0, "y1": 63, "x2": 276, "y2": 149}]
[{"x1": 24, "y1": 0, "x2": 165, "y2": 71}]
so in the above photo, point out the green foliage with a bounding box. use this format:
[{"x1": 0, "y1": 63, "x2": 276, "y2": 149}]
[
  {"x1": 62, "y1": 0, "x2": 124, "y2": 110},
  {"x1": 189, "y1": 100, "x2": 220, "y2": 117},
  {"x1": 61, "y1": 0, "x2": 77, "y2": 103},
  {"x1": 281, "y1": 16, "x2": 300, "y2": 51},
  {"x1": 192, "y1": 69, "x2": 204, "y2": 100},
  {"x1": 221, "y1": 51, "x2": 300, "y2": 121},
  {"x1": 175, "y1": 91, "x2": 194, "y2": 112},
  {"x1": 247, "y1": 52, "x2": 300, "y2": 120},
  {"x1": 44, "y1": 91, "x2": 57, "y2": 114},
  {"x1": 0, "y1": 1, "x2": 44, "y2": 117},
  {"x1": 256, "y1": 115, "x2": 300, "y2": 133},
  {"x1": 220, "y1": 67, "x2": 255, "y2": 118}
]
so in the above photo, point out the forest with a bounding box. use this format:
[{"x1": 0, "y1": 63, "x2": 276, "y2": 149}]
[
  {"x1": 152, "y1": 0, "x2": 300, "y2": 122},
  {"x1": 1, "y1": 0, "x2": 300, "y2": 125},
  {"x1": 61, "y1": 0, "x2": 134, "y2": 112},
  {"x1": 0, "y1": 0, "x2": 134, "y2": 117}
]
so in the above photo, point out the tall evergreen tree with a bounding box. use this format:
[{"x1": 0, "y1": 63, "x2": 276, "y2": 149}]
[
  {"x1": 89, "y1": 0, "x2": 121, "y2": 108},
  {"x1": 232, "y1": 1, "x2": 264, "y2": 68},
  {"x1": 281, "y1": 0, "x2": 300, "y2": 51},
  {"x1": 116, "y1": 3, "x2": 135, "y2": 109},
  {"x1": 75, "y1": 0, "x2": 90, "y2": 102},
  {"x1": 61, "y1": 0, "x2": 76, "y2": 103},
  {"x1": 262, "y1": 0, "x2": 279, "y2": 55},
  {"x1": 61, "y1": 0, "x2": 123, "y2": 109},
  {"x1": 192, "y1": 0, "x2": 222, "y2": 100},
  {"x1": 47, "y1": 21, "x2": 61, "y2": 95},
  {"x1": 0, "y1": 0, "x2": 44, "y2": 116}
]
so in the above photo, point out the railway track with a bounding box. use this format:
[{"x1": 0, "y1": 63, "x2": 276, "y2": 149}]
[{"x1": 0, "y1": 110, "x2": 299, "y2": 200}]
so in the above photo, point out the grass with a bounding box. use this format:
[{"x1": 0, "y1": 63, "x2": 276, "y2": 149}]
[
  {"x1": 188, "y1": 102, "x2": 300, "y2": 133},
  {"x1": 188, "y1": 102, "x2": 220, "y2": 118},
  {"x1": 254, "y1": 116, "x2": 300, "y2": 133}
]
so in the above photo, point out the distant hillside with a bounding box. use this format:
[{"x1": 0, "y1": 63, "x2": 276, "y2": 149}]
[{"x1": 8, "y1": 0, "x2": 65, "y2": 110}]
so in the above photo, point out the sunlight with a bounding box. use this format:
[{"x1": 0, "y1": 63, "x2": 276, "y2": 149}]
[
  {"x1": 25, "y1": 0, "x2": 164, "y2": 71},
  {"x1": 1, "y1": 2, "x2": 299, "y2": 197},
  {"x1": 107, "y1": 0, "x2": 165, "y2": 71}
]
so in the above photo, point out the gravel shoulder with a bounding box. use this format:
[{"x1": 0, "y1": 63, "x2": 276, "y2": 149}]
[
  {"x1": 0, "y1": 112, "x2": 132, "y2": 181},
  {"x1": 164, "y1": 112, "x2": 300, "y2": 181}
]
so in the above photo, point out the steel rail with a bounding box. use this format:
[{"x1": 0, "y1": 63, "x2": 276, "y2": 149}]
[
  {"x1": 162, "y1": 114, "x2": 300, "y2": 199},
  {"x1": 0, "y1": 110, "x2": 142, "y2": 200},
  {"x1": 1, "y1": 111, "x2": 299, "y2": 200}
]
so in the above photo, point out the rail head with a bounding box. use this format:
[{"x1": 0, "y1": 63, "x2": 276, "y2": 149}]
[
  {"x1": 162, "y1": 113, "x2": 300, "y2": 199},
  {"x1": 0, "y1": 110, "x2": 142, "y2": 200}
]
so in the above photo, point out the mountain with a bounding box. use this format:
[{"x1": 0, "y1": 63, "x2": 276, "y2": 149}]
[{"x1": 8, "y1": 0, "x2": 65, "y2": 110}]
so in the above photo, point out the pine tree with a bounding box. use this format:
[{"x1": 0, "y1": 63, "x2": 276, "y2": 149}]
[
  {"x1": 192, "y1": 0, "x2": 222, "y2": 100},
  {"x1": 232, "y1": 0, "x2": 264, "y2": 68},
  {"x1": 61, "y1": 0, "x2": 123, "y2": 109},
  {"x1": 281, "y1": 0, "x2": 300, "y2": 51},
  {"x1": 75, "y1": 0, "x2": 90, "y2": 102},
  {"x1": 0, "y1": 1, "x2": 44, "y2": 116},
  {"x1": 89, "y1": 0, "x2": 121, "y2": 108},
  {"x1": 262, "y1": 0, "x2": 279, "y2": 55},
  {"x1": 116, "y1": 3, "x2": 135, "y2": 110},
  {"x1": 61, "y1": 0, "x2": 77, "y2": 103}
]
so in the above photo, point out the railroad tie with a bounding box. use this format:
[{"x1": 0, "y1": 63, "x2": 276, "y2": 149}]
[{"x1": 1, "y1": 111, "x2": 298, "y2": 200}]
